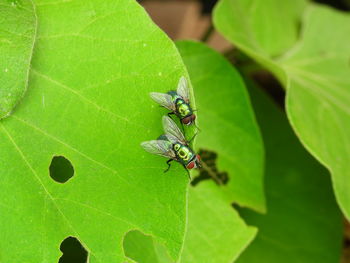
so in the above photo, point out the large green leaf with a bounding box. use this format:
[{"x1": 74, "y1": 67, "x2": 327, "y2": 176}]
[
  {"x1": 180, "y1": 182, "x2": 256, "y2": 263},
  {"x1": 214, "y1": 0, "x2": 350, "y2": 218},
  {"x1": 0, "y1": 0, "x2": 192, "y2": 262},
  {"x1": 236, "y1": 82, "x2": 343, "y2": 262},
  {"x1": 0, "y1": 0, "x2": 37, "y2": 119},
  {"x1": 176, "y1": 40, "x2": 265, "y2": 212}
]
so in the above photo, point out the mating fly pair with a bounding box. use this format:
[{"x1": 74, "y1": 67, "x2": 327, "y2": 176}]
[{"x1": 141, "y1": 76, "x2": 201, "y2": 176}]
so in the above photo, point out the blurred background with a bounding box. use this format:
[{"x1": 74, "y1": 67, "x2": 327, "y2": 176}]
[
  {"x1": 137, "y1": 0, "x2": 350, "y2": 116},
  {"x1": 137, "y1": 0, "x2": 349, "y2": 51},
  {"x1": 135, "y1": 0, "x2": 350, "y2": 262}
]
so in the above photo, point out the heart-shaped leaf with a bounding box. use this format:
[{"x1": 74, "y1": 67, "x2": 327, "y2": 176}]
[
  {"x1": 214, "y1": 0, "x2": 350, "y2": 219},
  {"x1": 236, "y1": 81, "x2": 343, "y2": 262},
  {"x1": 0, "y1": 0, "x2": 191, "y2": 261}
]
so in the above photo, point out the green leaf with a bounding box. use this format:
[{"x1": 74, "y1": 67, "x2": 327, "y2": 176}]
[
  {"x1": 180, "y1": 182, "x2": 257, "y2": 263},
  {"x1": 0, "y1": 0, "x2": 37, "y2": 119},
  {"x1": 215, "y1": 0, "x2": 306, "y2": 58},
  {"x1": 176, "y1": 40, "x2": 265, "y2": 212},
  {"x1": 123, "y1": 230, "x2": 173, "y2": 263},
  {"x1": 236, "y1": 81, "x2": 343, "y2": 262},
  {"x1": 0, "y1": 0, "x2": 191, "y2": 261},
  {"x1": 214, "y1": 0, "x2": 350, "y2": 219}
]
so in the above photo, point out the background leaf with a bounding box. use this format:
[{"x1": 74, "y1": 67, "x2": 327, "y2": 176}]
[
  {"x1": 0, "y1": 0, "x2": 192, "y2": 261},
  {"x1": 180, "y1": 181, "x2": 257, "y2": 263},
  {"x1": 0, "y1": 0, "x2": 37, "y2": 119},
  {"x1": 236, "y1": 81, "x2": 343, "y2": 262},
  {"x1": 214, "y1": 0, "x2": 350, "y2": 219},
  {"x1": 177, "y1": 40, "x2": 265, "y2": 212}
]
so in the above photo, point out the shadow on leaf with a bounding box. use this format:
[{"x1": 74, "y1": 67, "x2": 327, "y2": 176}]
[{"x1": 191, "y1": 149, "x2": 229, "y2": 186}]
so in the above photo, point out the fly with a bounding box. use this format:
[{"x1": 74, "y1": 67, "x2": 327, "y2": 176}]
[
  {"x1": 150, "y1": 76, "x2": 197, "y2": 126},
  {"x1": 141, "y1": 116, "x2": 201, "y2": 177}
]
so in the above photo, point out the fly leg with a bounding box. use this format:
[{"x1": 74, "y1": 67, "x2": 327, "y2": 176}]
[
  {"x1": 188, "y1": 132, "x2": 198, "y2": 144},
  {"x1": 167, "y1": 112, "x2": 176, "y2": 119},
  {"x1": 164, "y1": 159, "x2": 174, "y2": 173},
  {"x1": 180, "y1": 121, "x2": 185, "y2": 134},
  {"x1": 194, "y1": 122, "x2": 201, "y2": 132},
  {"x1": 167, "y1": 112, "x2": 179, "y2": 126},
  {"x1": 192, "y1": 109, "x2": 201, "y2": 132}
]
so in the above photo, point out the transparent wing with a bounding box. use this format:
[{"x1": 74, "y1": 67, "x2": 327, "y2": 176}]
[
  {"x1": 141, "y1": 140, "x2": 176, "y2": 159},
  {"x1": 165, "y1": 134, "x2": 180, "y2": 145},
  {"x1": 176, "y1": 76, "x2": 190, "y2": 103},
  {"x1": 150, "y1": 92, "x2": 176, "y2": 111},
  {"x1": 162, "y1": 116, "x2": 186, "y2": 144}
]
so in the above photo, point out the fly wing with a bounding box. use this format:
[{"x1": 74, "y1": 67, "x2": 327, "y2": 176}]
[
  {"x1": 141, "y1": 140, "x2": 176, "y2": 159},
  {"x1": 162, "y1": 116, "x2": 186, "y2": 145},
  {"x1": 176, "y1": 76, "x2": 190, "y2": 103},
  {"x1": 165, "y1": 134, "x2": 180, "y2": 145},
  {"x1": 150, "y1": 92, "x2": 176, "y2": 111}
]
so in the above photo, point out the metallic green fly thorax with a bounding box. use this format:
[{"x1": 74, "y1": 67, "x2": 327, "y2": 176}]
[
  {"x1": 173, "y1": 142, "x2": 195, "y2": 166},
  {"x1": 167, "y1": 90, "x2": 193, "y2": 118},
  {"x1": 177, "y1": 100, "x2": 191, "y2": 118}
]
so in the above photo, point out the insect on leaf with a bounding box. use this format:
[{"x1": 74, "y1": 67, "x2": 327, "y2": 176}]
[{"x1": 0, "y1": 0, "x2": 192, "y2": 262}]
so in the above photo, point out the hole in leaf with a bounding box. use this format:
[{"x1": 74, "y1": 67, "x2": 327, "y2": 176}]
[
  {"x1": 191, "y1": 149, "x2": 229, "y2": 186},
  {"x1": 59, "y1": 236, "x2": 88, "y2": 263},
  {"x1": 49, "y1": 156, "x2": 74, "y2": 183},
  {"x1": 123, "y1": 230, "x2": 172, "y2": 263}
]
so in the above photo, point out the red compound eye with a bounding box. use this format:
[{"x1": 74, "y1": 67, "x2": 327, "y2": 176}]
[
  {"x1": 182, "y1": 116, "x2": 192, "y2": 125},
  {"x1": 196, "y1": 154, "x2": 201, "y2": 161},
  {"x1": 192, "y1": 114, "x2": 196, "y2": 122},
  {"x1": 186, "y1": 161, "x2": 195, "y2": 169}
]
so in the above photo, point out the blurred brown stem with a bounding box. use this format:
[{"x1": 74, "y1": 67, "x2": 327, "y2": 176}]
[{"x1": 201, "y1": 24, "x2": 214, "y2": 42}]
